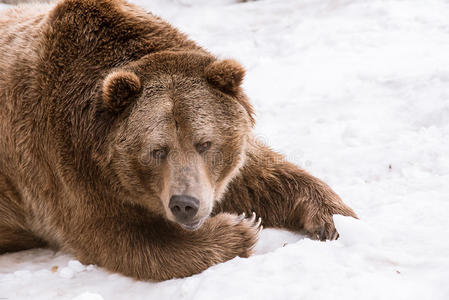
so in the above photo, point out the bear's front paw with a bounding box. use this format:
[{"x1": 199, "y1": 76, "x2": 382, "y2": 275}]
[
  {"x1": 296, "y1": 188, "x2": 357, "y2": 241},
  {"x1": 302, "y1": 213, "x2": 339, "y2": 241},
  {"x1": 204, "y1": 212, "x2": 262, "y2": 259}
]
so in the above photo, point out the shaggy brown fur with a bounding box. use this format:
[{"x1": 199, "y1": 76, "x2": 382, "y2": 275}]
[{"x1": 0, "y1": 0, "x2": 356, "y2": 281}]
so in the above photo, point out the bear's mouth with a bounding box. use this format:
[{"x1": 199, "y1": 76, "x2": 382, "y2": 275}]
[{"x1": 180, "y1": 218, "x2": 205, "y2": 231}]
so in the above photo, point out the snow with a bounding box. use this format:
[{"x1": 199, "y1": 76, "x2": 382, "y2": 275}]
[
  {"x1": 1, "y1": 0, "x2": 449, "y2": 299},
  {"x1": 71, "y1": 292, "x2": 104, "y2": 300}
]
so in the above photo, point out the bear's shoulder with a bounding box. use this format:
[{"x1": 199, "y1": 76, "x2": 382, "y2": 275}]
[{"x1": 39, "y1": 0, "x2": 203, "y2": 71}]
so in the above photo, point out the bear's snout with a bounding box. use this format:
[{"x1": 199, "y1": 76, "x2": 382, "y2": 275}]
[{"x1": 169, "y1": 195, "x2": 201, "y2": 229}]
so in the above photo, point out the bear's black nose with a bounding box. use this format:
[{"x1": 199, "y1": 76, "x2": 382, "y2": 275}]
[{"x1": 169, "y1": 195, "x2": 199, "y2": 223}]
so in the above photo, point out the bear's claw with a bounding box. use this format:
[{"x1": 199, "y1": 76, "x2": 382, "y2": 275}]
[
  {"x1": 237, "y1": 212, "x2": 246, "y2": 221},
  {"x1": 238, "y1": 212, "x2": 263, "y2": 235},
  {"x1": 312, "y1": 223, "x2": 339, "y2": 241},
  {"x1": 249, "y1": 211, "x2": 256, "y2": 223}
]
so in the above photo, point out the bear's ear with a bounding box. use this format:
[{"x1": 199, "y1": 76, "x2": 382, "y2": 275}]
[
  {"x1": 205, "y1": 59, "x2": 245, "y2": 95},
  {"x1": 102, "y1": 70, "x2": 142, "y2": 112},
  {"x1": 205, "y1": 59, "x2": 255, "y2": 126}
]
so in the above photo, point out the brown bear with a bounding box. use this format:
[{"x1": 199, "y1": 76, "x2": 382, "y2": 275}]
[{"x1": 0, "y1": 0, "x2": 357, "y2": 281}]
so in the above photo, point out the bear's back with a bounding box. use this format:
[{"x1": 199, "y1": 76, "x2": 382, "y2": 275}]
[
  {"x1": 0, "y1": 3, "x2": 50, "y2": 60},
  {"x1": 0, "y1": 4, "x2": 52, "y2": 165},
  {"x1": 0, "y1": 3, "x2": 51, "y2": 106}
]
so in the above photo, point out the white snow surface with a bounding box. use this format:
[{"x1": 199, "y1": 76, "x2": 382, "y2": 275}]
[{"x1": 1, "y1": 0, "x2": 449, "y2": 299}]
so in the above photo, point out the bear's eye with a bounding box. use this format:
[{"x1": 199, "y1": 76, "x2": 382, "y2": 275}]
[
  {"x1": 196, "y1": 141, "x2": 212, "y2": 154},
  {"x1": 152, "y1": 147, "x2": 168, "y2": 160}
]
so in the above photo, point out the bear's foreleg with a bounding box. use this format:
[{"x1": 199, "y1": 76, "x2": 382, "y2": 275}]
[
  {"x1": 215, "y1": 139, "x2": 357, "y2": 240},
  {"x1": 64, "y1": 207, "x2": 261, "y2": 281}
]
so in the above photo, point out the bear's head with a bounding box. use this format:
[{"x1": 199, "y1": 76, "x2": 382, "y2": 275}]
[{"x1": 101, "y1": 51, "x2": 254, "y2": 230}]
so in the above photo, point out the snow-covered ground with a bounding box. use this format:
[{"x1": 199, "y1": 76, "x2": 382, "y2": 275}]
[{"x1": 1, "y1": 0, "x2": 449, "y2": 299}]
